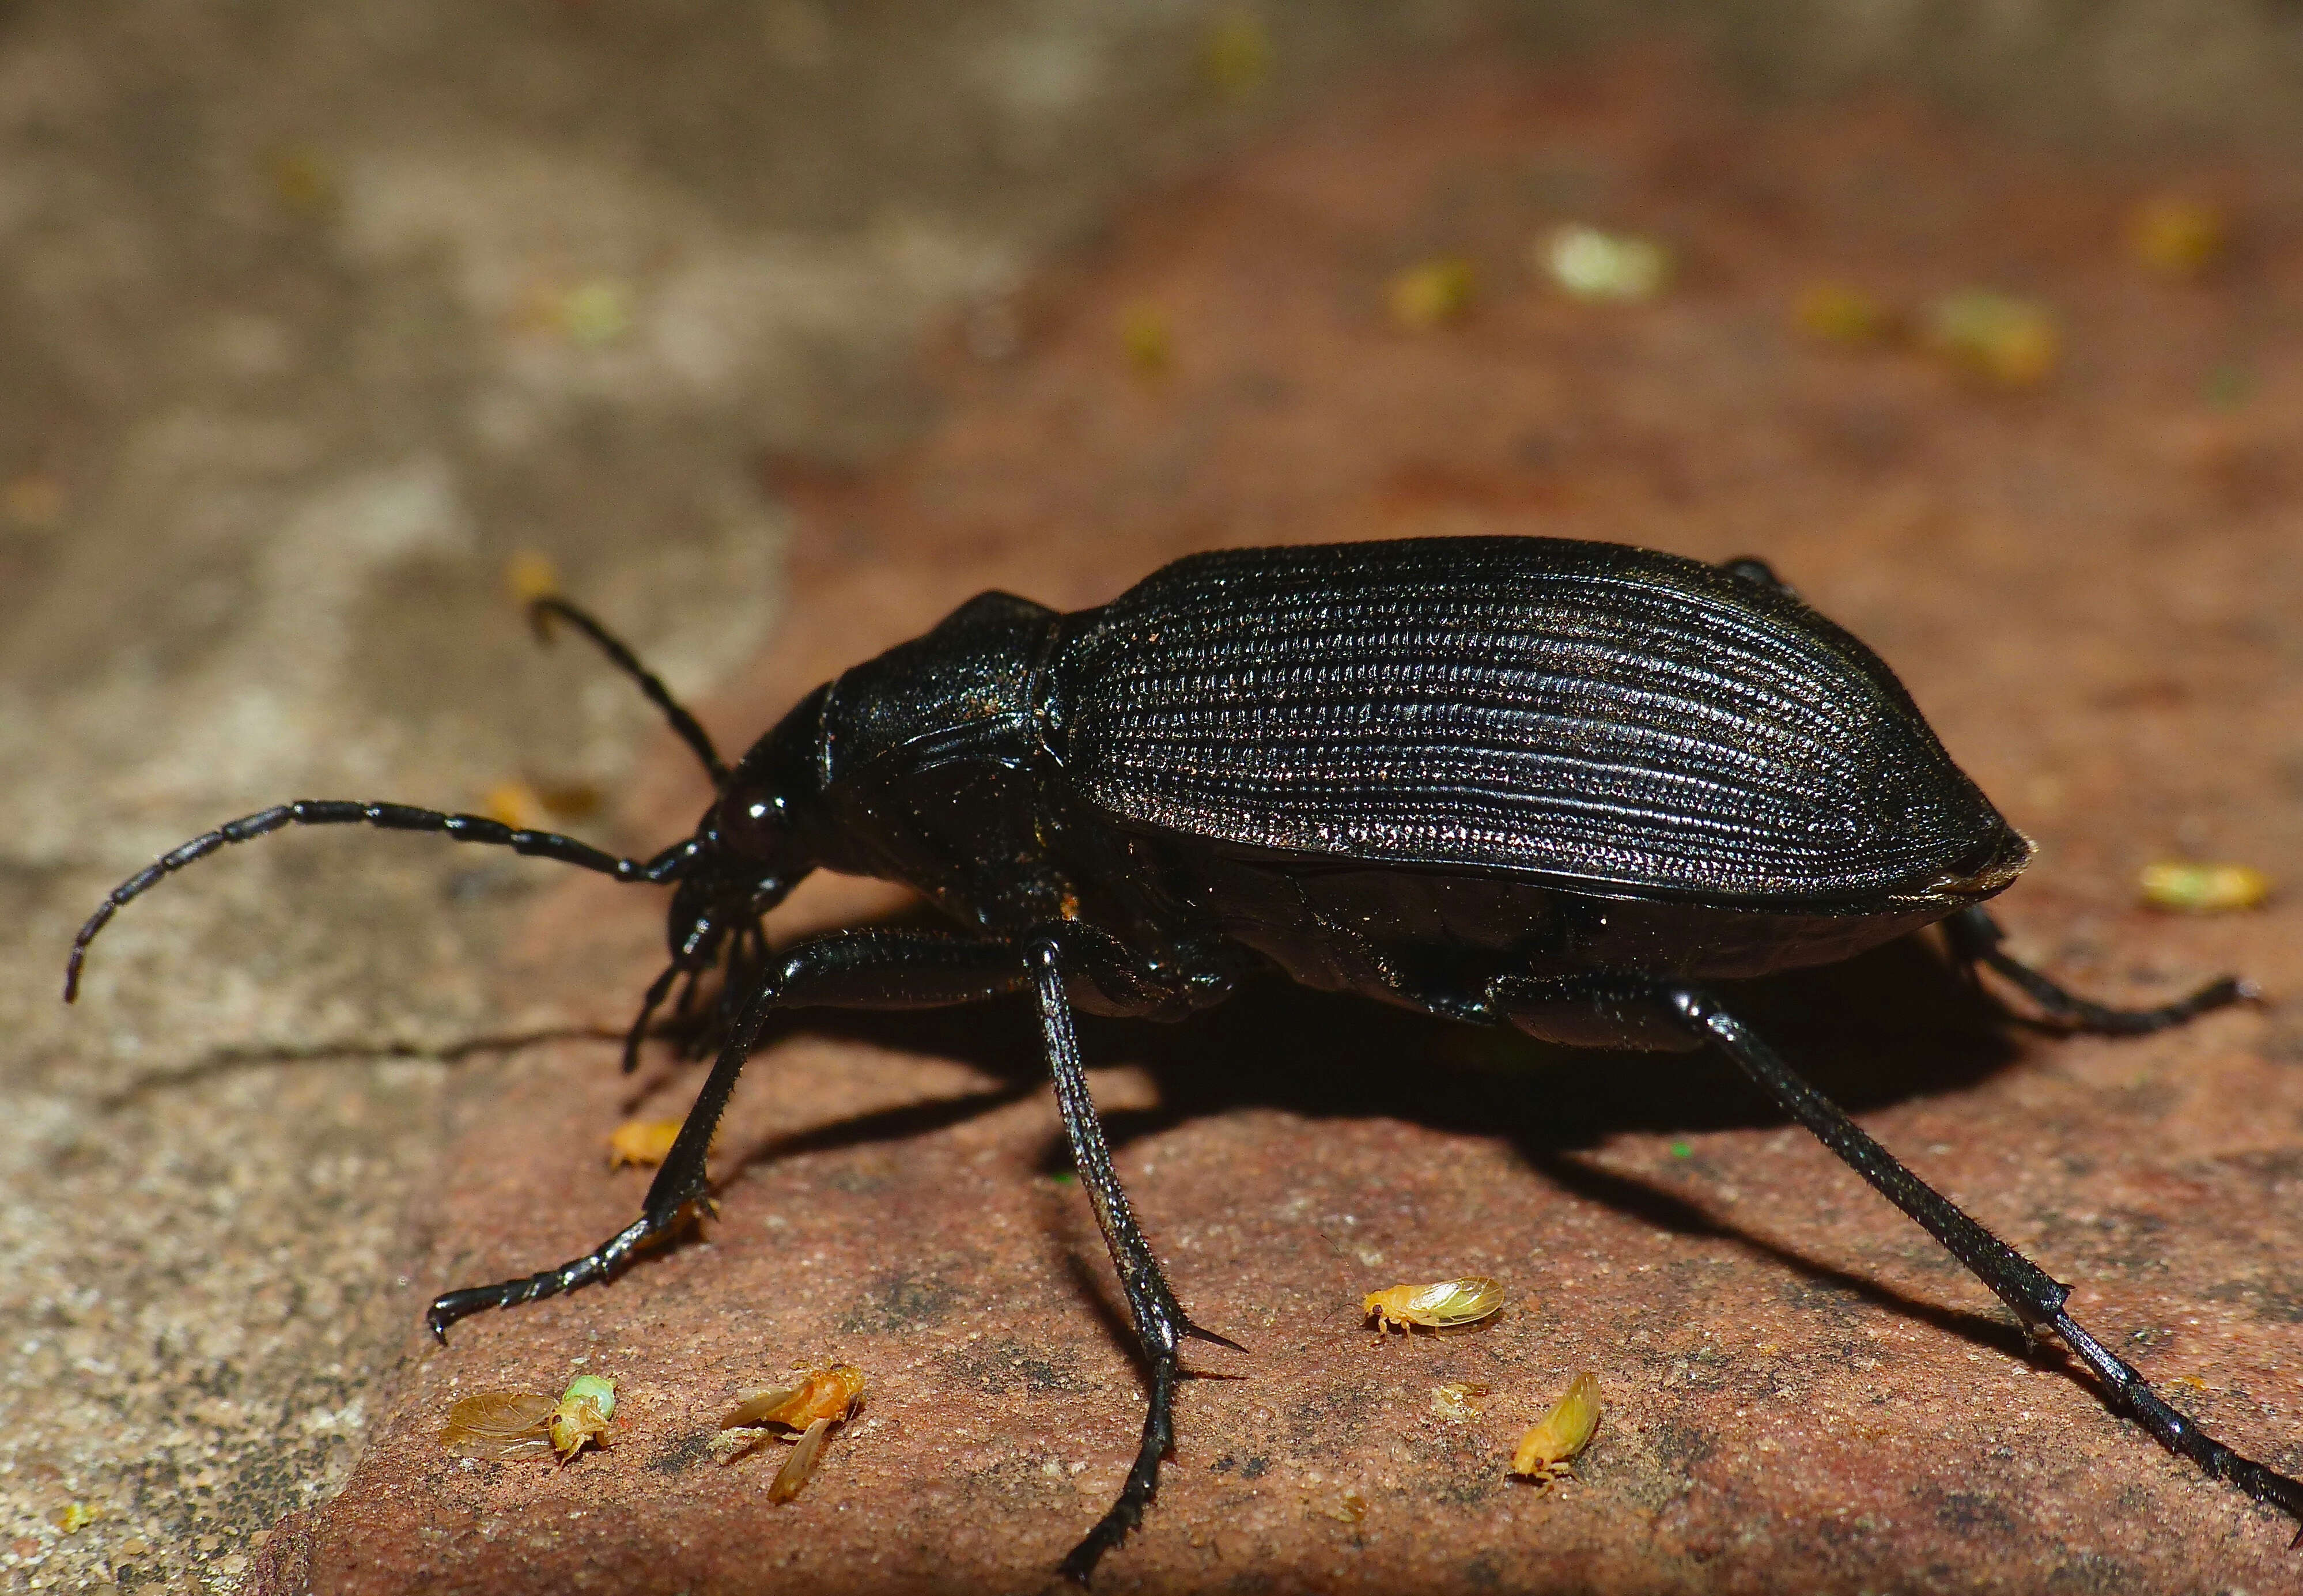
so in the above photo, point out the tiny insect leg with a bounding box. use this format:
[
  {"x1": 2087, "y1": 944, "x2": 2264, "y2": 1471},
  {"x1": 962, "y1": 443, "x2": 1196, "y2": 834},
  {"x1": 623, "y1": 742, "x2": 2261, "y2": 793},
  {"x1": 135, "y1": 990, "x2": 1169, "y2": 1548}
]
[
  {"x1": 1020, "y1": 932, "x2": 1242, "y2": 1585},
  {"x1": 1487, "y1": 972, "x2": 2303, "y2": 1533},
  {"x1": 425, "y1": 929, "x2": 1031, "y2": 1341},
  {"x1": 1944, "y1": 905, "x2": 2252, "y2": 1035}
]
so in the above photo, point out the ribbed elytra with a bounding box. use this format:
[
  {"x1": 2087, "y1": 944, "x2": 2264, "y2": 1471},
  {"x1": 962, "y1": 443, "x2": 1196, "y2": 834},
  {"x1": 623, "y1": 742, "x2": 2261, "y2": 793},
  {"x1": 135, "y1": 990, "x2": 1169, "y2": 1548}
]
[{"x1": 1057, "y1": 538, "x2": 2002, "y2": 905}]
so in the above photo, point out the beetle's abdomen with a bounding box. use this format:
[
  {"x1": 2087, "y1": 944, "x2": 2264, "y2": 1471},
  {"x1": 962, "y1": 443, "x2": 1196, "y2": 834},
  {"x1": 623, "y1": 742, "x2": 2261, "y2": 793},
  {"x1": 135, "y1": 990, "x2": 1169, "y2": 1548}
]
[{"x1": 1054, "y1": 538, "x2": 2018, "y2": 908}]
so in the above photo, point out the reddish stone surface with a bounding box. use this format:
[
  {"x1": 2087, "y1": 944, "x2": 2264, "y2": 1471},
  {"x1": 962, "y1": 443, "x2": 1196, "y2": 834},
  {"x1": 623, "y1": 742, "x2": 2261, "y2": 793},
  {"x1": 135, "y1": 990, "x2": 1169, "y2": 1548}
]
[{"x1": 273, "y1": 51, "x2": 2303, "y2": 1595}]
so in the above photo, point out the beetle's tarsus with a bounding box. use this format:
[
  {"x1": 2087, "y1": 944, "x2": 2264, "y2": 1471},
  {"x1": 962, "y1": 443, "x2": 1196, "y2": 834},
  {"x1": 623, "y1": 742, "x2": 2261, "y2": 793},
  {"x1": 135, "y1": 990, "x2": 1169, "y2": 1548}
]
[
  {"x1": 2049, "y1": 1308, "x2": 2303, "y2": 1531},
  {"x1": 1947, "y1": 906, "x2": 2254, "y2": 1035},
  {"x1": 426, "y1": 1214, "x2": 656, "y2": 1341},
  {"x1": 1026, "y1": 932, "x2": 1219, "y2": 1581},
  {"x1": 1058, "y1": 1359, "x2": 1178, "y2": 1584}
]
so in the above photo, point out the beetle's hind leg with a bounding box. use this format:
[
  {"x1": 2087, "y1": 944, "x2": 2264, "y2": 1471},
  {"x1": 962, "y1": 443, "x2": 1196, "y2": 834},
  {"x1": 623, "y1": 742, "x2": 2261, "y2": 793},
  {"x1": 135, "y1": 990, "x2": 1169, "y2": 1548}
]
[
  {"x1": 1485, "y1": 971, "x2": 2303, "y2": 1539},
  {"x1": 1945, "y1": 905, "x2": 2253, "y2": 1035}
]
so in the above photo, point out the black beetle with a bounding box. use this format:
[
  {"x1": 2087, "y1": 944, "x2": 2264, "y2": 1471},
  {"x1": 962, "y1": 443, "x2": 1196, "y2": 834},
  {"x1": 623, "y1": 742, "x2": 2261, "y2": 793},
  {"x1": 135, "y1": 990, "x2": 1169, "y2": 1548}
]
[{"x1": 66, "y1": 535, "x2": 2297, "y2": 1578}]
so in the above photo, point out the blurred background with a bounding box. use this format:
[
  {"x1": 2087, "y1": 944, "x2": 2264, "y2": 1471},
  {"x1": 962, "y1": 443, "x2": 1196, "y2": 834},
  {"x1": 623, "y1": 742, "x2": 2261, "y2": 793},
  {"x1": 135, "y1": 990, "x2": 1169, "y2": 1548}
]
[{"x1": 5, "y1": 3, "x2": 2303, "y2": 1592}]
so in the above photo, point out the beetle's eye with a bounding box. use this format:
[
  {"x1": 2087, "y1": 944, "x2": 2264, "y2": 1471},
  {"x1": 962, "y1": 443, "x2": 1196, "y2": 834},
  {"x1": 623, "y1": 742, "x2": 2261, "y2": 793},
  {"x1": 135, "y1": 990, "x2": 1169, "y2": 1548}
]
[{"x1": 718, "y1": 791, "x2": 785, "y2": 860}]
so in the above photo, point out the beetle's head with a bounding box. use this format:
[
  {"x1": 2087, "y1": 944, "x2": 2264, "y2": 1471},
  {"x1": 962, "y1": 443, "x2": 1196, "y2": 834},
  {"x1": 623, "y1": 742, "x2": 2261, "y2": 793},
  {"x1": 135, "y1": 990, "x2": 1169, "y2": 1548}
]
[
  {"x1": 657, "y1": 763, "x2": 819, "y2": 966},
  {"x1": 625, "y1": 687, "x2": 832, "y2": 1065}
]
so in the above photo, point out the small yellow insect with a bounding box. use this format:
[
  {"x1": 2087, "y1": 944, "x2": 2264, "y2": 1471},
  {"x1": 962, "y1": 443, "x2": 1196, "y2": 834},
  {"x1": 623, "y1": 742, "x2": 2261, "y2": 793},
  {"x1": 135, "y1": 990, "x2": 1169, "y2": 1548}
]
[
  {"x1": 2126, "y1": 195, "x2": 2227, "y2": 279},
  {"x1": 440, "y1": 1373, "x2": 617, "y2": 1465},
  {"x1": 1924, "y1": 289, "x2": 2057, "y2": 387},
  {"x1": 1541, "y1": 225, "x2": 1670, "y2": 304},
  {"x1": 1793, "y1": 282, "x2": 1894, "y2": 346},
  {"x1": 1362, "y1": 1276, "x2": 1504, "y2": 1334},
  {"x1": 719, "y1": 1363, "x2": 867, "y2": 1503},
  {"x1": 2139, "y1": 861, "x2": 2272, "y2": 914},
  {"x1": 1387, "y1": 259, "x2": 1477, "y2": 330},
  {"x1": 1510, "y1": 1370, "x2": 1602, "y2": 1487},
  {"x1": 502, "y1": 549, "x2": 561, "y2": 608},
  {"x1": 607, "y1": 1118, "x2": 683, "y2": 1170}
]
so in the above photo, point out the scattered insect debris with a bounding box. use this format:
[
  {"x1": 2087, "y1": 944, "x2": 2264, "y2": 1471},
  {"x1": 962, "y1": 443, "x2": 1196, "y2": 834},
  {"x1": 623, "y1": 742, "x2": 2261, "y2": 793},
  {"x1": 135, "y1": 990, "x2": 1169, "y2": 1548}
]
[
  {"x1": 717, "y1": 1363, "x2": 867, "y2": 1503},
  {"x1": 1119, "y1": 302, "x2": 1174, "y2": 375},
  {"x1": 1363, "y1": 1276, "x2": 1506, "y2": 1334},
  {"x1": 1510, "y1": 1371, "x2": 1602, "y2": 1489},
  {"x1": 1431, "y1": 1381, "x2": 1492, "y2": 1421},
  {"x1": 1793, "y1": 281, "x2": 1894, "y2": 346},
  {"x1": 2126, "y1": 195, "x2": 2228, "y2": 279},
  {"x1": 440, "y1": 1374, "x2": 618, "y2": 1465},
  {"x1": 2139, "y1": 861, "x2": 2272, "y2": 914}
]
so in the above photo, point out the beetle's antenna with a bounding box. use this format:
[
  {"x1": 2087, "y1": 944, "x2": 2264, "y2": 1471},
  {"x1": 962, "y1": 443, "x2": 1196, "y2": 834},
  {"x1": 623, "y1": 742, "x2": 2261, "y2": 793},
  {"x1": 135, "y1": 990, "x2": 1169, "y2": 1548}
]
[
  {"x1": 528, "y1": 597, "x2": 730, "y2": 788},
  {"x1": 65, "y1": 802, "x2": 695, "y2": 1002}
]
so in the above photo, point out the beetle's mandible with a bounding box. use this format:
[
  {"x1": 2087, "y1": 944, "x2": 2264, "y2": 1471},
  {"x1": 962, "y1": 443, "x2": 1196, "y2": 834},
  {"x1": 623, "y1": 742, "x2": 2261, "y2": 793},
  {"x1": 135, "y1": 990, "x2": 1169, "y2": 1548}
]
[{"x1": 65, "y1": 536, "x2": 2295, "y2": 1578}]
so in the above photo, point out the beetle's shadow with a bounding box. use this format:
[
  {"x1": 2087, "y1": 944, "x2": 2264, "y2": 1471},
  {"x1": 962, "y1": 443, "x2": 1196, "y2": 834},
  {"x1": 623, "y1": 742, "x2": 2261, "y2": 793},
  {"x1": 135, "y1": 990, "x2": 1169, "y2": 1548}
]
[
  {"x1": 764, "y1": 929, "x2": 2020, "y2": 1158},
  {"x1": 740, "y1": 931, "x2": 2037, "y2": 1358}
]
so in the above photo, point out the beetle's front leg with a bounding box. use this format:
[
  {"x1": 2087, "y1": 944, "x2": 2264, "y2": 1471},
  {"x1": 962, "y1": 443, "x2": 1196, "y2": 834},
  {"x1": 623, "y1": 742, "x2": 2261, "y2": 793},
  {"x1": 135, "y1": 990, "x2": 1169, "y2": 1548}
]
[
  {"x1": 1944, "y1": 905, "x2": 2252, "y2": 1035},
  {"x1": 1020, "y1": 929, "x2": 1243, "y2": 1584},
  {"x1": 1487, "y1": 970, "x2": 2303, "y2": 1537},
  {"x1": 426, "y1": 929, "x2": 1030, "y2": 1340}
]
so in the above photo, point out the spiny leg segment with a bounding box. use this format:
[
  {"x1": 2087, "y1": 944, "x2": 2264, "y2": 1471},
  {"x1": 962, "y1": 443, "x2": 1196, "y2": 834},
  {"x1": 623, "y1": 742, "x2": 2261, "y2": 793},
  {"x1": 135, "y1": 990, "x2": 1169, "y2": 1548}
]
[
  {"x1": 1485, "y1": 969, "x2": 2303, "y2": 1534},
  {"x1": 1021, "y1": 934, "x2": 1243, "y2": 1583},
  {"x1": 426, "y1": 922, "x2": 1242, "y2": 1583},
  {"x1": 425, "y1": 928, "x2": 1042, "y2": 1337}
]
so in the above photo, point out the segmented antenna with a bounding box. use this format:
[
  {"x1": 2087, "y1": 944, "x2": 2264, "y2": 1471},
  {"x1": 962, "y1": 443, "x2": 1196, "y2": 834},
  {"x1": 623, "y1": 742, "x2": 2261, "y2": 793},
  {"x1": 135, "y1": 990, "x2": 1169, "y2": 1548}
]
[
  {"x1": 63, "y1": 803, "x2": 694, "y2": 1001},
  {"x1": 528, "y1": 596, "x2": 729, "y2": 786}
]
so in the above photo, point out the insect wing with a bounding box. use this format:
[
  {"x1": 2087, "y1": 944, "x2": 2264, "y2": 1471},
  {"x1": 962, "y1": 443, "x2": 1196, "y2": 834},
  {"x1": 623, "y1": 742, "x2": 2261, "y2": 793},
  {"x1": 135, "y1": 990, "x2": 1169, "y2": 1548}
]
[
  {"x1": 769, "y1": 1416, "x2": 835, "y2": 1503},
  {"x1": 1366, "y1": 1276, "x2": 1504, "y2": 1329},
  {"x1": 723, "y1": 1365, "x2": 865, "y2": 1432},
  {"x1": 721, "y1": 1385, "x2": 806, "y2": 1430},
  {"x1": 440, "y1": 1391, "x2": 557, "y2": 1459},
  {"x1": 1405, "y1": 1276, "x2": 1503, "y2": 1326}
]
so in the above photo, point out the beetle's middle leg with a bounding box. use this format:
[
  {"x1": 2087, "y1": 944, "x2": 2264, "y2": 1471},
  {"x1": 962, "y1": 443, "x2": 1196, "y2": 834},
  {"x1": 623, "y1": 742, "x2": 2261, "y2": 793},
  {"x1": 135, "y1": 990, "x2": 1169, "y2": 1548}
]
[
  {"x1": 1485, "y1": 970, "x2": 2303, "y2": 1536},
  {"x1": 426, "y1": 929, "x2": 1034, "y2": 1340},
  {"x1": 1020, "y1": 925, "x2": 1245, "y2": 1584},
  {"x1": 1943, "y1": 905, "x2": 2252, "y2": 1035}
]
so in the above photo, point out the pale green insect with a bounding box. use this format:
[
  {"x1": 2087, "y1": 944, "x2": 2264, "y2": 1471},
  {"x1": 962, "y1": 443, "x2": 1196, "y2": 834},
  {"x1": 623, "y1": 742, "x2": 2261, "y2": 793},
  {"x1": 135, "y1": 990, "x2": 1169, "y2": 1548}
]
[{"x1": 440, "y1": 1374, "x2": 617, "y2": 1465}]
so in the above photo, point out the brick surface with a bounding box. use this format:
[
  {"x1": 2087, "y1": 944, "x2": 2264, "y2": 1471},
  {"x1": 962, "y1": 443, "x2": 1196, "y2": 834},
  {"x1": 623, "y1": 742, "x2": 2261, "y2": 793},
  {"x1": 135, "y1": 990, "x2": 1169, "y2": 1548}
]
[{"x1": 280, "y1": 52, "x2": 2303, "y2": 1596}]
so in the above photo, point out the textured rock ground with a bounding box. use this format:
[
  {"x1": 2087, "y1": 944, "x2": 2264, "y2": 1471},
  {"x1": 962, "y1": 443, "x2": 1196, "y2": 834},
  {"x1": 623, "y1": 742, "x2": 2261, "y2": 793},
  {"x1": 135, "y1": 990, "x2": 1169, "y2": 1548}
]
[
  {"x1": 275, "y1": 50, "x2": 2303, "y2": 1596},
  {"x1": 10, "y1": 6, "x2": 2303, "y2": 1596},
  {"x1": 0, "y1": 5, "x2": 1457, "y2": 1592}
]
